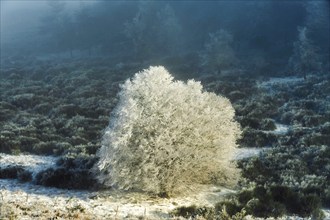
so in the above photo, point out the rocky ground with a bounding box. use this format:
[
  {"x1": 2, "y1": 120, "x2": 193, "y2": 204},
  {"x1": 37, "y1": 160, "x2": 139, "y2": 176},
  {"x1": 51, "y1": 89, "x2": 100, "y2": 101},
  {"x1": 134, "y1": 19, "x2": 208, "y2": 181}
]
[{"x1": 0, "y1": 56, "x2": 329, "y2": 219}]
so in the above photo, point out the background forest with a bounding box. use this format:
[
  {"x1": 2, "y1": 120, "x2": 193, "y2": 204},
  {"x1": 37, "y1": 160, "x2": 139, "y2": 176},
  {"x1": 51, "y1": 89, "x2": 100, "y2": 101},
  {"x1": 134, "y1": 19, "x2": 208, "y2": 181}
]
[{"x1": 1, "y1": 0, "x2": 329, "y2": 76}]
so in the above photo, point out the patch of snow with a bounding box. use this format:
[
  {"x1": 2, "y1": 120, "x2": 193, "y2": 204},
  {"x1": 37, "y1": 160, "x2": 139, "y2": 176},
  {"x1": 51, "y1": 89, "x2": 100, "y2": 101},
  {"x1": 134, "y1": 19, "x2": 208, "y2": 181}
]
[
  {"x1": 245, "y1": 209, "x2": 330, "y2": 220},
  {"x1": 257, "y1": 76, "x2": 304, "y2": 88},
  {"x1": 323, "y1": 209, "x2": 330, "y2": 219},
  {"x1": 0, "y1": 153, "x2": 58, "y2": 177},
  {"x1": 262, "y1": 123, "x2": 290, "y2": 135},
  {"x1": 234, "y1": 148, "x2": 264, "y2": 160},
  {"x1": 273, "y1": 123, "x2": 290, "y2": 135}
]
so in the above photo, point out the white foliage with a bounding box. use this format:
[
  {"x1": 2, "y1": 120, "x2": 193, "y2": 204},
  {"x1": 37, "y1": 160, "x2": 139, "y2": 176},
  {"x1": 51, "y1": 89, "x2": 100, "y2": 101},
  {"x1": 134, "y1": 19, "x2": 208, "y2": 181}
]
[{"x1": 96, "y1": 66, "x2": 241, "y2": 195}]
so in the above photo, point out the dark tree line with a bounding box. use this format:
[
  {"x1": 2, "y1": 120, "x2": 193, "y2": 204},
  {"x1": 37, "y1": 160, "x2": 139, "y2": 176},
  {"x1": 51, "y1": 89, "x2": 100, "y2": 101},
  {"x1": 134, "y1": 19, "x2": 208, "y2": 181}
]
[{"x1": 6, "y1": 0, "x2": 329, "y2": 74}]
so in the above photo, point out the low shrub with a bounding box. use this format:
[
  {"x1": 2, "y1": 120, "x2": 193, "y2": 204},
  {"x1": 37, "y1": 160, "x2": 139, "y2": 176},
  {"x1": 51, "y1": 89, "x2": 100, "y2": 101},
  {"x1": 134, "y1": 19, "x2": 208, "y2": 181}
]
[
  {"x1": 170, "y1": 205, "x2": 215, "y2": 219},
  {"x1": 220, "y1": 185, "x2": 324, "y2": 218},
  {"x1": 35, "y1": 168, "x2": 96, "y2": 190},
  {"x1": 0, "y1": 166, "x2": 25, "y2": 179}
]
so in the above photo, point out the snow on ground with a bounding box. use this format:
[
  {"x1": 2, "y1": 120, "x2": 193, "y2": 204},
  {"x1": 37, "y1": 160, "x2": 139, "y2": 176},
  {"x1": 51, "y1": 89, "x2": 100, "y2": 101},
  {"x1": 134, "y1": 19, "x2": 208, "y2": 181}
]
[
  {"x1": 0, "y1": 178, "x2": 234, "y2": 219},
  {"x1": 0, "y1": 153, "x2": 58, "y2": 177},
  {"x1": 1, "y1": 149, "x2": 327, "y2": 219},
  {"x1": 256, "y1": 76, "x2": 295, "y2": 136},
  {"x1": 322, "y1": 210, "x2": 330, "y2": 219},
  {"x1": 257, "y1": 76, "x2": 304, "y2": 89},
  {"x1": 234, "y1": 123, "x2": 291, "y2": 160},
  {"x1": 0, "y1": 153, "x2": 238, "y2": 219},
  {"x1": 0, "y1": 150, "x2": 262, "y2": 219},
  {"x1": 234, "y1": 148, "x2": 263, "y2": 160},
  {"x1": 1, "y1": 178, "x2": 328, "y2": 219},
  {"x1": 0, "y1": 148, "x2": 262, "y2": 174},
  {"x1": 0, "y1": 124, "x2": 309, "y2": 220},
  {"x1": 261, "y1": 123, "x2": 290, "y2": 135},
  {"x1": 272, "y1": 123, "x2": 290, "y2": 135},
  {"x1": 0, "y1": 119, "x2": 293, "y2": 219}
]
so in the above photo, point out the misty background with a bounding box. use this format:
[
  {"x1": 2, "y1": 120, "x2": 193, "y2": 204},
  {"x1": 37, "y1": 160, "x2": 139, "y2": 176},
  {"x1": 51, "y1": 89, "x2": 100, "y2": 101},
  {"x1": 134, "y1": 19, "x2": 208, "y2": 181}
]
[{"x1": 1, "y1": 0, "x2": 329, "y2": 76}]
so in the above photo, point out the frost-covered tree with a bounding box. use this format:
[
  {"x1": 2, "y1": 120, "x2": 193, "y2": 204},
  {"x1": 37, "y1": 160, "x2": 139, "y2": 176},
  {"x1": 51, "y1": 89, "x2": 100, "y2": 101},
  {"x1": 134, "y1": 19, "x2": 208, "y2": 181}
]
[
  {"x1": 75, "y1": 3, "x2": 98, "y2": 57},
  {"x1": 95, "y1": 66, "x2": 241, "y2": 196},
  {"x1": 124, "y1": 3, "x2": 182, "y2": 60},
  {"x1": 200, "y1": 29, "x2": 238, "y2": 73},
  {"x1": 124, "y1": 2, "x2": 154, "y2": 59},
  {"x1": 288, "y1": 26, "x2": 321, "y2": 78},
  {"x1": 40, "y1": 1, "x2": 76, "y2": 57},
  {"x1": 156, "y1": 4, "x2": 183, "y2": 55},
  {"x1": 305, "y1": 1, "x2": 329, "y2": 36}
]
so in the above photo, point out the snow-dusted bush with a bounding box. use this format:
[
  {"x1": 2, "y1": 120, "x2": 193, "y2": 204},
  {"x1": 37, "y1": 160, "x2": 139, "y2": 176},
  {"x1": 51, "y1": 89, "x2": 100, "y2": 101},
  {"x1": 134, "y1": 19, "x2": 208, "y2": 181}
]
[{"x1": 95, "y1": 66, "x2": 241, "y2": 195}]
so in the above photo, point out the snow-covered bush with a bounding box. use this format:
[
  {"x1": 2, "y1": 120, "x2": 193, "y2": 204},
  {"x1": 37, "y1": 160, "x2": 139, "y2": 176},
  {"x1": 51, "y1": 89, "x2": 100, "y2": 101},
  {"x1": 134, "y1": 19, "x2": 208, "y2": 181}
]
[{"x1": 95, "y1": 66, "x2": 241, "y2": 195}]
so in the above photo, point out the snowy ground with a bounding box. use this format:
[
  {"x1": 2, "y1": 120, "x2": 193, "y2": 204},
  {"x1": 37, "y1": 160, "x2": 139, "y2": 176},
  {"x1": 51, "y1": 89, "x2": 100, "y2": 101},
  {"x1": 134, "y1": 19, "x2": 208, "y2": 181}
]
[
  {"x1": 0, "y1": 77, "x2": 320, "y2": 219},
  {"x1": 0, "y1": 149, "x2": 261, "y2": 219},
  {"x1": 0, "y1": 114, "x2": 294, "y2": 219},
  {"x1": 234, "y1": 122, "x2": 290, "y2": 160},
  {"x1": 1, "y1": 178, "x2": 329, "y2": 219},
  {"x1": 272, "y1": 123, "x2": 290, "y2": 135},
  {"x1": 0, "y1": 178, "x2": 235, "y2": 219},
  {"x1": 234, "y1": 148, "x2": 263, "y2": 160},
  {"x1": 0, "y1": 148, "x2": 263, "y2": 174},
  {"x1": 257, "y1": 76, "x2": 305, "y2": 89},
  {"x1": 1, "y1": 137, "x2": 328, "y2": 219},
  {"x1": 0, "y1": 153, "x2": 58, "y2": 178}
]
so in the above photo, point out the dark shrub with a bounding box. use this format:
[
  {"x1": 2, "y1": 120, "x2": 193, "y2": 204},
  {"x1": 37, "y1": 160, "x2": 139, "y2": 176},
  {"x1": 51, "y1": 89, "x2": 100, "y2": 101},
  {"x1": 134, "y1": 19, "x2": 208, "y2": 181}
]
[
  {"x1": 56, "y1": 155, "x2": 98, "y2": 170},
  {"x1": 238, "y1": 190, "x2": 253, "y2": 204},
  {"x1": 245, "y1": 198, "x2": 268, "y2": 217},
  {"x1": 35, "y1": 168, "x2": 96, "y2": 190},
  {"x1": 0, "y1": 166, "x2": 24, "y2": 179},
  {"x1": 260, "y1": 119, "x2": 276, "y2": 130},
  {"x1": 270, "y1": 185, "x2": 295, "y2": 204},
  {"x1": 215, "y1": 201, "x2": 241, "y2": 216},
  {"x1": 240, "y1": 117, "x2": 261, "y2": 129},
  {"x1": 270, "y1": 202, "x2": 287, "y2": 217},
  {"x1": 298, "y1": 194, "x2": 321, "y2": 217},
  {"x1": 170, "y1": 205, "x2": 215, "y2": 219},
  {"x1": 18, "y1": 170, "x2": 33, "y2": 182},
  {"x1": 323, "y1": 188, "x2": 330, "y2": 207},
  {"x1": 240, "y1": 129, "x2": 277, "y2": 147}
]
